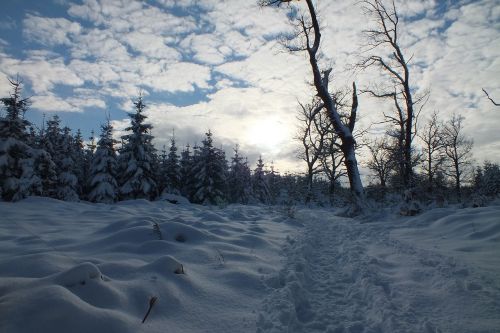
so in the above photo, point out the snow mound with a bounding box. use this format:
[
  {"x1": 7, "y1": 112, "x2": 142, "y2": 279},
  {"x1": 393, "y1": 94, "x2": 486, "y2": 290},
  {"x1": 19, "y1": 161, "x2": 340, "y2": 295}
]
[
  {"x1": 0, "y1": 198, "x2": 296, "y2": 333},
  {"x1": 53, "y1": 262, "x2": 103, "y2": 287},
  {"x1": 159, "y1": 193, "x2": 190, "y2": 205}
]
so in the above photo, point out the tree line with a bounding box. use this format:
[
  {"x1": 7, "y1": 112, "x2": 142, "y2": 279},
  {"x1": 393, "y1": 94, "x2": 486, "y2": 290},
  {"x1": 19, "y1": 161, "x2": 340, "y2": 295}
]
[{"x1": 0, "y1": 77, "x2": 344, "y2": 205}]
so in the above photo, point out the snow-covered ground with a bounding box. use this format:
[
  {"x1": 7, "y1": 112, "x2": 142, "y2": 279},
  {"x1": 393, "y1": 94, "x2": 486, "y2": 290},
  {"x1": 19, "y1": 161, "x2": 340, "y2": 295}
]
[{"x1": 1, "y1": 198, "x2": 499, "y2": 332}]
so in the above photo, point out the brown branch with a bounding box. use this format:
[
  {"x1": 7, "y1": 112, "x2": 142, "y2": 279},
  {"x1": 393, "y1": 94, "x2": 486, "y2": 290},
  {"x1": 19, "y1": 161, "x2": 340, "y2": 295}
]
[
  {"x1": 142, "y1": 296, "x2": 158, "y2": 324},
  {"x1": 482, "y1": 88, "x2": 500, "y2": 106}
]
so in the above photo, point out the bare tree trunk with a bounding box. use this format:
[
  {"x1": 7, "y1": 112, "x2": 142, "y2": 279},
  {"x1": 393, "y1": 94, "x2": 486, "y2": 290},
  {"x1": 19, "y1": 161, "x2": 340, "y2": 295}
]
[
  {"x1": 260, "y1": 0, "x2": 365, "y2": 203},
  {"x1": 441, "y1": 114, "x2": 473, "y2": 203},
  {"x1": 359, "y1": 0, "x2": 427, "y2": 189},
  {"x1": 454, "y1": 152, "x2": 461, "y2": 201}
]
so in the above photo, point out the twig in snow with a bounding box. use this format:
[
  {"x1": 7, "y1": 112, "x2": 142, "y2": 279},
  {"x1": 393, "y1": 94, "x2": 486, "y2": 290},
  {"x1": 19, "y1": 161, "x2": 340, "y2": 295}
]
[
  {"x1": 141, "y1": 296, "x2": 158, "y2": 323},
  {"x1": 152, "y1": 222, "x2": 163, "y2": 240}
]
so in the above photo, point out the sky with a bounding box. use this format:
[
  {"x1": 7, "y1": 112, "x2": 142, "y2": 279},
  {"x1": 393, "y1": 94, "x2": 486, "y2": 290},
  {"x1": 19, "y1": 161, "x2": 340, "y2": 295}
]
[{"x1": 0, "y1": 0, "x2": 499, "y2": 180}]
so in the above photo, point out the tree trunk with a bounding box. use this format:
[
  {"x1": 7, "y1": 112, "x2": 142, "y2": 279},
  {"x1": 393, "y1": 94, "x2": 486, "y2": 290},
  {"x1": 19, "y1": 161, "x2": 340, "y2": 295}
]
[
  {"x1": 454, "y1": 158, "x2": 461, "y2": 201},
  {"x1": 302, "y1": 0, "x2": 364, "y2": 203}
]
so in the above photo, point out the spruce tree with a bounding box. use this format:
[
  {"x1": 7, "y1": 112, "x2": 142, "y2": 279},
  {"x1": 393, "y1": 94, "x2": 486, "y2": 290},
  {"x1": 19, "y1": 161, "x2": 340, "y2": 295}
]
[
  {"x1": 55, "y1": 127, "x2": 79, "y2": 201},
  {"x1": 118, "y1": 95, "x2": 158, "y2": 200},
  {"x1": 179, "y1": 144, "x2": 194, "y2": 199},
  {"x1": 228, "y1": 145, "x2": 252, "y2": 204},
  {"x1": 0, "y1": 78, "x2": 41, "y2": 201},
  {"x1": 252, "y1": 155, "x2": 270, "y2": 204},
  {"x1": 191, "y1": 131, "x2": 227, "y2": 204},
  {"x1": 72, "y1": 129, "x2": 86, "y2": 197},
  {"x1": 162, "y1": 136, "x2": 181, "y2": 195},
  {"x1": 88, "y1": 120, "x2": 119, "y2": 203}
]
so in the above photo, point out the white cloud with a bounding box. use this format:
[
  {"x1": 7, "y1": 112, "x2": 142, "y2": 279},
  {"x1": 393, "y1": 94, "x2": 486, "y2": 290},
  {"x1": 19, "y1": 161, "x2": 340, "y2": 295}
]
[
  {"x1": 181, "y1": 33, "x2": 225, "y2": 65},
  {"x1": 23, "y1": 14, "x2": 82, "y2": 46},
  {"x1": 31, "y1": 92, "x2": 105, "y2": 112},
  {"x1": 145, "y1": 61, "x2": 211, "y2": 92},
  {"x1": 122, "y1": 31, "x2": 181, "y2": 60},
  {"x1": 0, "y1": 54, "x2": 83, "y2": 94}
]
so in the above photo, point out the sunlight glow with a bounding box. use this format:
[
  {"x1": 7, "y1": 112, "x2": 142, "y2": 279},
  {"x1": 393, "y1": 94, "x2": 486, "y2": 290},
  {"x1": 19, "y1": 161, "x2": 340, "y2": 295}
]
[{"x1": 246, "y1": 117, "x2": 290, "y2": 153}]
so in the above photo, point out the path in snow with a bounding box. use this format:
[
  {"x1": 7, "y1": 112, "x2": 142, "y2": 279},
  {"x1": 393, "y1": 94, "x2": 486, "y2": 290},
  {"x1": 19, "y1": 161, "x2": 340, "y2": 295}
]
[{"x1": 257, "y1": 207, "x2": 500, "y2": 333}]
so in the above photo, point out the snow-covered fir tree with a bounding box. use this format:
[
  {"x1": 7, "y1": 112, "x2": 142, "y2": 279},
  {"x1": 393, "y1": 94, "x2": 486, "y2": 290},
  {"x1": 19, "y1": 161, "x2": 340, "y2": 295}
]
[
  {"x1": 0, "y1": 78, "x2": 41, "y2": 201},
  {"x1": 158, "y1": 145, "x2": 168, "y2": 192},
  {"x1": 72, "y1": 129, "x2": 87, "y2": 197},
  {"x1": 55, "y1": 127, "x2": 79, "y2": 201},
  {"x1": 161, "y1": 135, "x2": 181, "y2": 195},
  {"x1": 474, "y1": 161, "x2": 500, "y2": 197},
  {"x1": 252, "y1": 156, "x2": 270, "y2": 204},
  {"x1": 118, "y1": 95, "x2": 158, "y2": 200},
  {"x1": 40, "y1": 116, "x2": 79, "y2": 200},
  {"x1": 227, "y1": 145, "x2": 252, "y2": 204},
  {"x1": 191, "y1": 131, "x2": 227, "y2": 204},
  {"x1": 88, "y1": 120, "x2": 119, "y2": 203},
  {"x1": 179, "y1": 144, "x2": 194, "y2": 199},
  {"x1": 266, "y1": 162, "x2": 280, "y2": 204}
]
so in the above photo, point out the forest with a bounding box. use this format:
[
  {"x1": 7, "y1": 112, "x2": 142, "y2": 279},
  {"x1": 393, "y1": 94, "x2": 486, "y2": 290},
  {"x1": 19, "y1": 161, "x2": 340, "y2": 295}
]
[
  {"x1": 1, "y1": 0, "x2": 499, "y2": 214},
  {"x1": 1, "y1": 75, "x2": 499, "y2": 212}
]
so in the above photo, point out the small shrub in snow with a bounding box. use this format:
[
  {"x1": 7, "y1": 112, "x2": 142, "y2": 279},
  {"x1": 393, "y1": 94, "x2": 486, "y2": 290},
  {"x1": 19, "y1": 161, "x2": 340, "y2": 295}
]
[
  {"x1": 281, "y1": 202, "x2": 296, "y2": 218},
  {"x1": 399, "y1": 188, "x2": 422, "y2": 216},
  {"x1": 470, "y1": 194, "x2": 489, "y2": 208},
  {"x1": 152, "y1": 222, "x2": 163, "y2": 240},
  {"x1": 174, "y1": 233, "x2": 186, "y2": 243},
  {"x1": 174, "y1": 264, "x2": 185, "y2": 274}
]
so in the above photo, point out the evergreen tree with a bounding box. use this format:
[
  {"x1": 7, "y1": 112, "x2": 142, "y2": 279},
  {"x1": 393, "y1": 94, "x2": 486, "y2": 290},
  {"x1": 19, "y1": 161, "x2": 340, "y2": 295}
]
[
  {"x1": 0, "y1": 78, "x2": 41, "y2": 201},
  {"x1": 191, "y1": 131, "x2": 227, "y2": 204},
  {"x1": 55, "y1": 127, "x2": 79, "y2": 201},
  {"x1": 162, "y1": 135, "x2": 181, "y2": 194},
  {"x1": 228, "y1": 145, "x2": 252, "y2": 204},
  {"x1": 88, "y1": 120, "x2": 119, "y2": 203},
  {"x1": 40, "y1": 115, "x2": 79, "y2": 200},
  {"x1": 266, "y1": 162, "x2": 280, "y2": 204},
  {"x1": 252, "y1": 155, "x2": 270, "y2": 204},
  {"x1": 179, "y1": 144, "x2": 194, "y2": 199},
  {"x1": 72, "y1": 129, "x2": 86, "y2": 197},
  {"x1": 118, "y1": 95, "x2": 158, "y2": 200},
  {"x1": 475, "y1": 161, "x2": 500, "y2": 197}
]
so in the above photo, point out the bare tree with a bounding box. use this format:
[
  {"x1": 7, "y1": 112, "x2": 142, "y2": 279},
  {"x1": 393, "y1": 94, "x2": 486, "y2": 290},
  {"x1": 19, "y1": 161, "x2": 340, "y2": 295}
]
[
  {"x1": 320, "y1": 125, "x2": 346, "y2": 204},
  {"x1": 441, "y1": 114, "x2": 473, "y2": 201},
  {"x1": 418, "y1": 110, "x2": 445, "y2": 192},
  {"x1": 259, "y1": 0, "x2": 365, "y2": 203},
  {"x1": 482, "y1": 88, "x2": 499, "y2": 106},
  {"x1": 296, "y1": 98, "x2": 326, "y2": 203},
  {"x1": 359, "y1": 0, "x2": 426, "y2": 189},
  {"x1": 365, "y1": 137, "x2": 392, "y2": 188}
]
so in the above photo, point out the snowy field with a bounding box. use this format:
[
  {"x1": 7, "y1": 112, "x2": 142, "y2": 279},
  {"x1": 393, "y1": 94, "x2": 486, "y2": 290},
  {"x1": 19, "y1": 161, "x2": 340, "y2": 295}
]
[{"x1": 1, "y1": 198, "x2": 499, "y2": 333}]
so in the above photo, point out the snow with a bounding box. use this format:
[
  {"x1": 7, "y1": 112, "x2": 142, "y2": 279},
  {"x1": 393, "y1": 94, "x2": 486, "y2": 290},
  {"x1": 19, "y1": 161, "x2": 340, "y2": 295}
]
[{"x1": 1, "y1": 198, "x2": 499, "y2": 332}]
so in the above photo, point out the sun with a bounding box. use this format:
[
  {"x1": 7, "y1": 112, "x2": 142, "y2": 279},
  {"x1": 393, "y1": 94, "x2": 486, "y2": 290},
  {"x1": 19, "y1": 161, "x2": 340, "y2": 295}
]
[{"x1": 246, "y1": 117, "x2": 290, "y2": 152}]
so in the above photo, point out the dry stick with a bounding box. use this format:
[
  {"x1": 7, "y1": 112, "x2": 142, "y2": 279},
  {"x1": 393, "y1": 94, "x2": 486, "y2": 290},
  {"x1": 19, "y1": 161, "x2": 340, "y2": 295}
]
[
  {"x1": 482, "y1": 88, "x2": 500, "y2": 106},
  {"x1": 142, "y1": 296, "x2": 158, "y2": 324}
]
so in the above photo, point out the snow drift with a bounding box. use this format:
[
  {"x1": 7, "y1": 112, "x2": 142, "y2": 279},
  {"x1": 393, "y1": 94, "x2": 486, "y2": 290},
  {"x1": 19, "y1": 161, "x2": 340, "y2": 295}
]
[{"x1": 1, "y1": 198, "x2": 499, "y2": 332}]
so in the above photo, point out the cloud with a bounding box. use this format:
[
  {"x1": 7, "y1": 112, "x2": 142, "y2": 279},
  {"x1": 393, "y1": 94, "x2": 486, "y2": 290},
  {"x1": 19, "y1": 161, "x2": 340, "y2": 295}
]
[
  {"x1": 0, "y1": 16, "x2": 17, "y2": 30},
  {"x1": 144, "y1": 61, "x2": 211, "y2": 92},
  {"x1": 23, "y1": 14, "x2": 82, "y2": 46},
  {"x1": 1, "y1": 0, "x2": 499, "y2": 174},
  {"x1": 31, "y1": 92, "x2": 105, "y2": 112},
  {"x1": 0, "y1": 52, "x2": 83, "y2": 94},
  {"x1": 122, "y1": 31, "x2": 181, "y2": 60}
]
